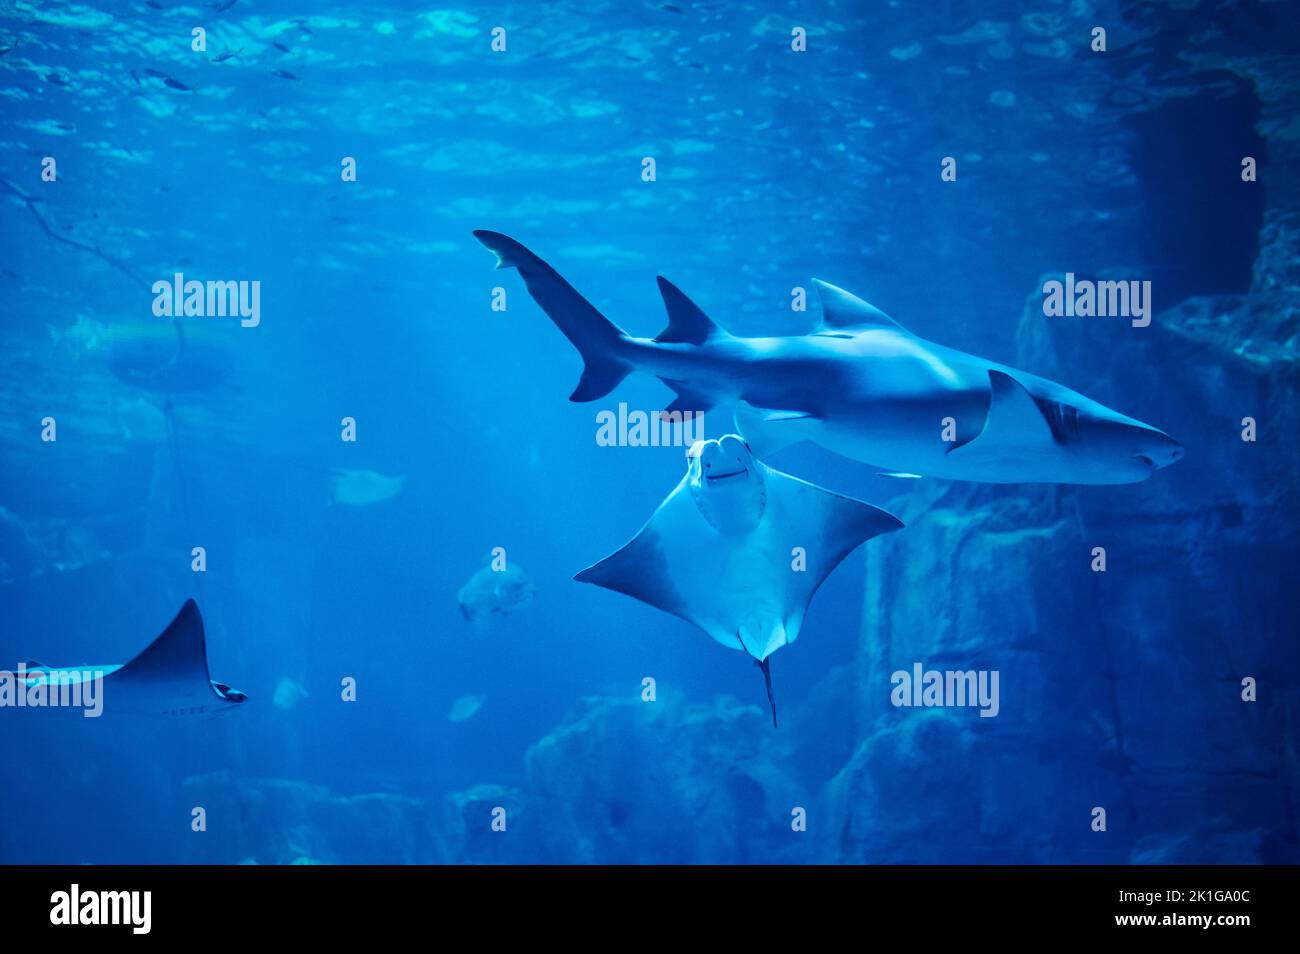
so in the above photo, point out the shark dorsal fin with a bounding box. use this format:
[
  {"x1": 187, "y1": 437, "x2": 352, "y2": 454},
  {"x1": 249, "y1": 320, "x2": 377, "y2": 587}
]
[
  {"x1": 812, "y1": 279, "x2": 908, "y2": 334},
  {"x1": 655, "y1": 277, "x2": 726, "y2": 345},
  {"x1": 949, "y1": 369, "x2": 1056, "y2": 456}
]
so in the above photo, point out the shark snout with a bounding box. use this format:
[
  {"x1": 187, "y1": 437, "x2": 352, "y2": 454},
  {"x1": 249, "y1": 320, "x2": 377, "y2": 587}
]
[{"x1": 1132, "y1": 429, "x2": 1184, "y2": 471}]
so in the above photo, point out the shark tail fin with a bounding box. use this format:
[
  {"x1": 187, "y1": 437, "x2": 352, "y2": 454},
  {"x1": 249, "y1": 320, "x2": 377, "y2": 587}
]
[{"x1": 473, "y1": 230, "x2": 632, "y2": 402}]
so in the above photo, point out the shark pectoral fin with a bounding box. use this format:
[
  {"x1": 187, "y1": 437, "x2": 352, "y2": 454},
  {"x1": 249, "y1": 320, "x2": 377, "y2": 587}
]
[
  {"x1": 812, "y1": 279, "x2": 909, "y2": 334},
  {"x1": 655, "y1": 277, "x2": 728, "y2": 345},
  {"x1": 733, "y1": 406, "x2": 815, "y2": 459},
  {"x1": 947, "y1": 369, "x2": 1057, "y2": 458}
]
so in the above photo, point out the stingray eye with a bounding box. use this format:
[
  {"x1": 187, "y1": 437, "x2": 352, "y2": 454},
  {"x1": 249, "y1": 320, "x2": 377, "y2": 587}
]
[{"x1": 686, "y1": 440, "x2": 706, "y2": 460}]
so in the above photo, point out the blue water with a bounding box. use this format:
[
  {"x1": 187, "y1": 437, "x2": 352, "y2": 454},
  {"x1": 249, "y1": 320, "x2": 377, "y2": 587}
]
[{"x1": 1, "y1": 2, "x2": 1297, "y2": 864}]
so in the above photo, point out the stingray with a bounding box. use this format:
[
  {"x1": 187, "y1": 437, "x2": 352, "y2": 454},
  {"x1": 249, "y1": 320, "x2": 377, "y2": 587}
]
[
  {"x1": 575, "y1": 434, "x2": 903, "y2": 726},
  {"x1": 9, "y1": 599, "x2": 247, "y2": 717}
]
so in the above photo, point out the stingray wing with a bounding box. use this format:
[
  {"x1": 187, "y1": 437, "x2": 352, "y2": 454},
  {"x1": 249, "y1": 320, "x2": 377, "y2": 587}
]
[
  {"x1": 107, "y1": 600, "x2": 228, "y2": 714},
  {"x1": 573, "y1": 478, "x2": 711, "y2": 632},
  {"x1": 761, "y1": 463, "x2": 903, "y2": 639}
]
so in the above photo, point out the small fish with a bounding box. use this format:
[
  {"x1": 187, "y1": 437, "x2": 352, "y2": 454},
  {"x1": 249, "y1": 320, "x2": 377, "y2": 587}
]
[
  {"x1": 271, "y1": 69, "x2": 299, "y2": 81},
  {"x1": 457, "y1": 555, "x2": 535, "y2": 623},
  {"x1": 448, "y1": 694, "x2": 486, "y2": 724},
  {"x1": 272, "y1": 677, "x2": 309, "y2": 711},
  {"x1": 211, "y1": 48, "x2": 242, "y2": 63},
  {"x1": 130, "y1": 69, "x2": 141, "y2": 85},
  {"x1": 272, "y1": 41, "x2": 291, "y2": 54},
  {"x1": 143, "y1": 68, "x2": 167, "y2": 78},
  {"x1": 331, "y1": 468, "x2": 405, "y2": 506},
  {"x1": 209, "y1": 0, "x2": 238, "y2": 12},
  {"x1": 163, "y1": 77, "x2": 192, "y2": 91},
  {"x1": 47, "y1": 73, "x2": 70, "y2": 86}
]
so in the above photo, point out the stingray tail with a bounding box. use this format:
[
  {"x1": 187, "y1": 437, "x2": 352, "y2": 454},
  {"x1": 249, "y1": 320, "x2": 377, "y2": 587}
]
[
  {"x1": 473, "y1": 230, "x2": 632, "y2": 402},
  {"x1": 757, "y1": 657, "x2": 778, "y2": 728}
]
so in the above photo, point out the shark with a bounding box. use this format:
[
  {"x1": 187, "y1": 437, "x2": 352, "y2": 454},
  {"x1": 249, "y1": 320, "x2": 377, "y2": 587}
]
[
  {"x1": 473, "y1": 231, "x2": 1184, "y2": 484},
  {"x1": 575, "y1": 434, "x2": 903, "y2": 726},
  {"x1": 11, "y1": 599, "x2": 247, "y2": 717}
]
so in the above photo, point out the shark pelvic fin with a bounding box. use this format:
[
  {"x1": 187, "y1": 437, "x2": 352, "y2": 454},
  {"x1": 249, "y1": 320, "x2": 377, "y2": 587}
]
[
  {"x1": 948, "y1": 369, "x2": 1056, "y2": 457},
  {"x1": 657, "y1": 378, "x2": 715, "y2": 417},
  {"x1": 654, "y1": 277, "x2": 727, "y2": 346},
  {"x1": 812, "y1": 279, "x2": 909, "y2": 334}
]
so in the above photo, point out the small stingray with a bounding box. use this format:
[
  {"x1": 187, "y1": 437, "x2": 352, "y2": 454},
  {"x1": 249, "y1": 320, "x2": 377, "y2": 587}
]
[
  {"x1": 11, "y1": 600, "x2": 246, "y2": 717},
  {"x1": 575, "y1": 435, "x2": 903, "y2": 727},
  {"x1": 448, "y1": 693, "x2": 486, "y2": 723},
  {"x1": 331, "y1": 468, "x2": 405, "y2": 506},
  {"x1": 457, "y1": 555, "x2": 535, "y2": 623},
  {"x1": 272, "y1": 677, "x2": 308, "y2": 711}
]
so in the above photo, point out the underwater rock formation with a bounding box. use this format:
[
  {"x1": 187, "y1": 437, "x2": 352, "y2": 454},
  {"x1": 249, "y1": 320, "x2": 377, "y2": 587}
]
[
  {"x1": 183, "y1": 773, "x2": 445, "y2": 864},
  {"x1": 444, "y1": 693, "x2": 814, "y2": 864},
  {"x1": 829, "y1": 218, "x2": 1300, "y2": 864}
]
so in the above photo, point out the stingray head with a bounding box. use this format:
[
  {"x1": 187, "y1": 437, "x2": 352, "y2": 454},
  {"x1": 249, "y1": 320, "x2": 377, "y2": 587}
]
[{"x1": 686, "y1": 434, "x2": 766, "y2": 534}]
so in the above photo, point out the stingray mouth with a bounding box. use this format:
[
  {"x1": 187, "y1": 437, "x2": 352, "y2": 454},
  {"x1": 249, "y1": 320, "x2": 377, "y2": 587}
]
[{"x1": 705, "y1": 468, "x2": 747, "y2": 483}]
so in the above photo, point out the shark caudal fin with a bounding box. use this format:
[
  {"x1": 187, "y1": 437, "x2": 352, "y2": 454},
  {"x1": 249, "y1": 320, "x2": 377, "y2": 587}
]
[{"x1": 473, "y1": 230, "x2": 632, "y2": 402}]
